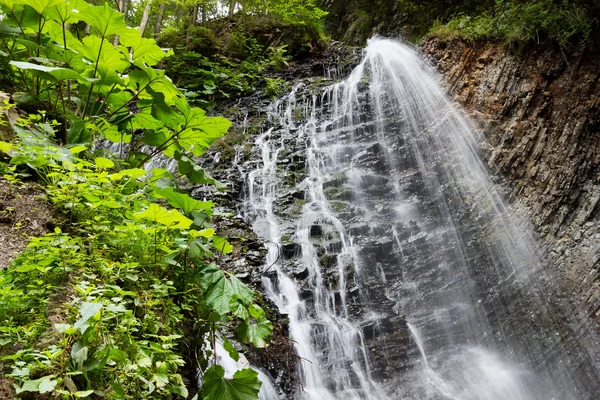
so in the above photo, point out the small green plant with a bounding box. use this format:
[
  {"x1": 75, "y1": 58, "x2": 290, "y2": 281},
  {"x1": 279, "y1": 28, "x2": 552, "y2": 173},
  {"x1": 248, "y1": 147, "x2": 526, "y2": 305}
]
[
  {"x1": 267, "y1": 45, "x2": 291, "y2": 71},
  {"x1": 264, "y1": 77, "x2": 287, "y2": 99}
]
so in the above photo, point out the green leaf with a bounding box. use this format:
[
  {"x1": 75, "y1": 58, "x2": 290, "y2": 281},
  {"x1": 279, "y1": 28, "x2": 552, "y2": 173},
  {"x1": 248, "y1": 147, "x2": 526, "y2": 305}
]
[
  {"x1": 15, "y1": 376, "x2": 58, "y2": 394},
  {"x1": 131, "y1": 111, "x2": 164, "y2": 131},
  {"x1": 0, "y1": 22, "x2": 21, "y2": 36},
  {"x1": 69, "y1": 145, "x2": 87, "y2": 154},
  {"x1": 175, "y1": 153, "x2": 226, "y2": 190},
  {"x1": 71, "y1": 342, "x2": 88, "y2": 370},
  {"x1": 100, "y1": 125, "x2": 132, "y2": 143},
  {"x1": 67, "y1": 119, "x2": 91, "y2": 144},
  {"x1": 173, "y1": 102, "x2": 231, "y2": 156},
  {"x1": 74, "y1": 302, "x2": 102, "y2": 333},
  {"x1": 146, "y1": 89, "x2": 181, "y2": 129},
  {"x1": 203, "y1": 269, "x2": 253, "y2": 316},
  {"x1": 74, "y1": 390, "x2": 95, "y2": 398},
  {"x1": 94, "y1": 157, "x2": 114, "y2": 169},
  {"x1": 152, "y1": 372, "x2": 169, "y2": 388},
  {"x1": 0, "y1": 141, "x2": 13, "y2": 153},
  {"x1": 228, "y1": 276, "x2": 254, "y2": 304},
  {"x1": 78, "y1": 3, "x2": 127, "y2": 37},
  {"x1": 54, "y1": 323, "x2": 75, "y2": 334},
  {"x1": 9, "y1": 154, "x2": 29, "y2": 165},
  {"x1": 72, "y1": 35, "x2": 129, "y2": 73},
  {"x1": 204, "y1": 269, "x2": 231, "y2": 315},
  {"x1": 124, "y1": 35, "x2": 168, "y2": 66},
  {"x1": 10, "y1": 61, "x2": 83, "y2": 82},
  {"x1": 120, "y1": 168, "x2": 146, "y2": 179},
  {"x1": 230, "y1": 296, "x2": 249, "y2": 320},
  {"x1": 172, "y1": 385, "x2": 189, "y2": 398},
  {"x1": 189, "y1": 228, "x2": 215, "y2": 238},
  {"x1": 222, "y1": 337, "x2": 240, "y2": 362},
  {"x1": 213, "y1": 236, "x2": 233, "y2": 254},
  {"x1": 236, "y1": 314, "x2": 273, "y2": 348},
  {"x1": 135, "y1": 203, "x2": 192, "y2": 229},
  {"x1": 154, "y1": 187, "x2": 214, "y2": 216},
  {"x1": 202, "y1": 366, "x2": 261, "y2": 400},
  {"x1": 17, "y1": 0, "x2": 65, "y2": 16},
  {"x1": 110, "y1": 382, "x2": 124, "y2": 397}
]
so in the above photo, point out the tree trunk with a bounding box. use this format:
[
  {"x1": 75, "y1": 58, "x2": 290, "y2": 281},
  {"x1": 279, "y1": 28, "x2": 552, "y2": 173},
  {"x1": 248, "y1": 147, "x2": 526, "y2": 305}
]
[
  {"x1": 190, "y1": 4, "x2": 199, "y2": 27},
  {"x1": 154, "y1": 3, "x2": 165, "y2": 38},
  {"x1": 139, "y1": 0, "x2": 153, "y2": 37},
  {"x1": 228, "y1": 1, "x2": 235, "y2": 17},
  {"x1": 113, "y1": 0, "x2": 129, "y2": 46},
  {"x1": 186, "y1": 4, "x2": 199, "y2": 43},
  {"x1": 201, "y1": 2, "x2": 207, "y2": 25}
]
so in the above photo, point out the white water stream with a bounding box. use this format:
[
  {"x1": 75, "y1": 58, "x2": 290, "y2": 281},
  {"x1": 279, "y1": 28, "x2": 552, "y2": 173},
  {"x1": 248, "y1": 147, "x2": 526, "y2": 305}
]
[{"x1": 244, "y1": 38, "x2": 599, "y2": 399}]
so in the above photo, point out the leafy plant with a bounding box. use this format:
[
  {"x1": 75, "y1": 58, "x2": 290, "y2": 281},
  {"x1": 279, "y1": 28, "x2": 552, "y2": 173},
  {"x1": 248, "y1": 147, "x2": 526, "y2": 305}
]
[
  {"x1": 0, "y1": 1, "x2": 273, "y2": 398},
  {"x1": 0, "y1": 137, "x2": 272, "y2": 398},
  {"x1": 266, "y1": 45, "x2": 290, "y2": 71},
  {"x1": 428, "y1": 0, "x2": 595, "y2": 48},
  {"x1": 0, "y1": 0, "x2": 230, "y2": 162},
  {"x1": 264, "y1": 77, "x2": 286, "y2": 99}
]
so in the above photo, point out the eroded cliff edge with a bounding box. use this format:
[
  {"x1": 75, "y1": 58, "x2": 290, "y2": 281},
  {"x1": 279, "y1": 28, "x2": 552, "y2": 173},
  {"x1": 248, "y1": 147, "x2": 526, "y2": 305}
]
[{"x1": 422, "y1": 37, "x2": 600, "y2": 361}]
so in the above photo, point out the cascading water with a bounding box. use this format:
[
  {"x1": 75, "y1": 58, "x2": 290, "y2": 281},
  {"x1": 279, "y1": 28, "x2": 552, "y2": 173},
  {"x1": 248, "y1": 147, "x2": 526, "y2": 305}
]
[{"x1": 244, "y1": 38, "x2": 600, "y2": 399}]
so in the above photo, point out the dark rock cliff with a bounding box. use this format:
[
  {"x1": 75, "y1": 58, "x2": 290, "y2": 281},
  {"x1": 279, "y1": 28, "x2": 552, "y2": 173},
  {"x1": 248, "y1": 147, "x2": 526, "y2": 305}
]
[{"x1": 421, "y1": 37, "x2": 600, "y2": 365}]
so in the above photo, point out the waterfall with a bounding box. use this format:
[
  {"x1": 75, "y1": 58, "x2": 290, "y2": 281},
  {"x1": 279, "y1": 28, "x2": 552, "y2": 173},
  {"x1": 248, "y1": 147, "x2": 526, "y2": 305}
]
[{"x1": 244, "y1": 38, "x2": 599, "y2": 399}]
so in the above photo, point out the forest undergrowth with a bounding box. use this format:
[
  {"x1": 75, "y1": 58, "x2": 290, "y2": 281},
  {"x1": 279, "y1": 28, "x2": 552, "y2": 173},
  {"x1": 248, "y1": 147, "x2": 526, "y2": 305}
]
[{"x1": 0, "y1": 0, "x2": 283, "y2": 398}]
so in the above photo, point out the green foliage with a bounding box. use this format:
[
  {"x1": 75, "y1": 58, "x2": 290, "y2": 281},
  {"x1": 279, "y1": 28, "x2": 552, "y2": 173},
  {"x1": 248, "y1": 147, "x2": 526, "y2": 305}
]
[
  {"x1": 0, "y1": 0, "x2": 230, "y2": 162},
  {"x1": 266, "y1": 0, "x2": 328, "y2": 31},
  {"x1": 159, "y1": 14, "x2": 326, "y2": 107},
  {"x1": 266, "y1": 46, "x2": 290, "y2": 71},
  {"x1": 0, "y1": 1, "x2": 272, "y2": 399},
  {"x1": 0, "y1": 140, "x2": 272, "y2": 398},
  {"x1": 429, "y1": 0, "x2": 595, "y2": 47},
  {"x1": 202, "y1": 366, "x2": 261, "y2": 400},
  {"x1": 264, "y1": 77, "x2": 287, "y2": 99},
  {"x1": 325, "y1": 0, "x2": 598, "y2": 47}
]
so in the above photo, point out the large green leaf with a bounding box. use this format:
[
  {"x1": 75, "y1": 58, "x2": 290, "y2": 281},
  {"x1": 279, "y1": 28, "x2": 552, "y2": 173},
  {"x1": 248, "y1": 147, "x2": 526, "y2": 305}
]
[
  {"x1": 10, "y1": 61, "x2": 83, "y2": 82},
  {"x1": 1, "y1": 3, "x2": 39, "y2": 32},
  {"x1": 222, "y1": 337, "x2": 240, "y2": 362},
  {"x1": 72, "y1": 35, "x2": 130, "y2": 73},
  {"x1": 74, "y1": 302, "x2": 102, "y2": 333},
  {"x1": 212, "y1": 236, "x2": 233, "y2": 254},
  {"x1": 130, "y1": 66, "x2": 180, "y2": 104},
  {"x1": 15, "y1": 376, "x2": 58, "y2": 394},
  {"x1": 46, "y1": 0, "x2": 82, "y2": 23},
  {"x1": 174, "y1": 99, "x2": 231, "y2": 156},
  {"x1": 0, "y1": 22, "x2": 22, "y2": 36},
  {"x1": 131, "y1": 110, "x2": 164, "y2": 131},
  {"x1": 175, "y1": 153, "x2": 226, "y2": 190},
  {"x1": 236, "y1": 313, "x2": 273, "y2": 348},
  {"x1": 202, "y1": 366, "x2": 261, "y2": 400},
  {"x1": 203, "y1": 268, "x2": 254, "y2": 316},
  {"x1": 228, "y1": 276, "x2": 254, "y2": 304},
  {"x1": 67, "y1": 119, "x2": 91, "y2": 144},
  {"x1": 154, "y1": 187, "x2": 214, "y2": 216},
  {"x1": 15, "y1": 0, "x2": 64, "y2": 15},
  {"x1": 124, "y1": 35, "x2": 169, "y2": 67},
  {"x1": 146, "y1": 89, "x2": 182, "y2": 129},
  {"x1": 135, "y1": 203, "x2": 192, "y2": 229},
  {"x1": 203, "y1": 269, "x2": 232, "y2": 315},
  {"x1": 94, "y1": 122, "x2": 131, "y2": 143},
  {"x1": 78, "y1": 3, "x2": 127, "y2": 37}
]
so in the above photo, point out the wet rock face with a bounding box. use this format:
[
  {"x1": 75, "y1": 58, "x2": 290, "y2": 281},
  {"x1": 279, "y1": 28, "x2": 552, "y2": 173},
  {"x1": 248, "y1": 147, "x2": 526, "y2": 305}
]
[
  {"x1": 421, "y1": 36, "x2": 600, "y2": 366},
  {"x1": 200, "y1": 38, "x2": 600, "y2": 397}
]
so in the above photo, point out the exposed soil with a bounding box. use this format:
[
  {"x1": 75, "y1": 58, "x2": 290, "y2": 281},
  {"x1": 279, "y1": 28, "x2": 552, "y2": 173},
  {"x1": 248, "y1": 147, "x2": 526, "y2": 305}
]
[{"x1": 0, "y1": 178, "x2": 56, "y2": 269}]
